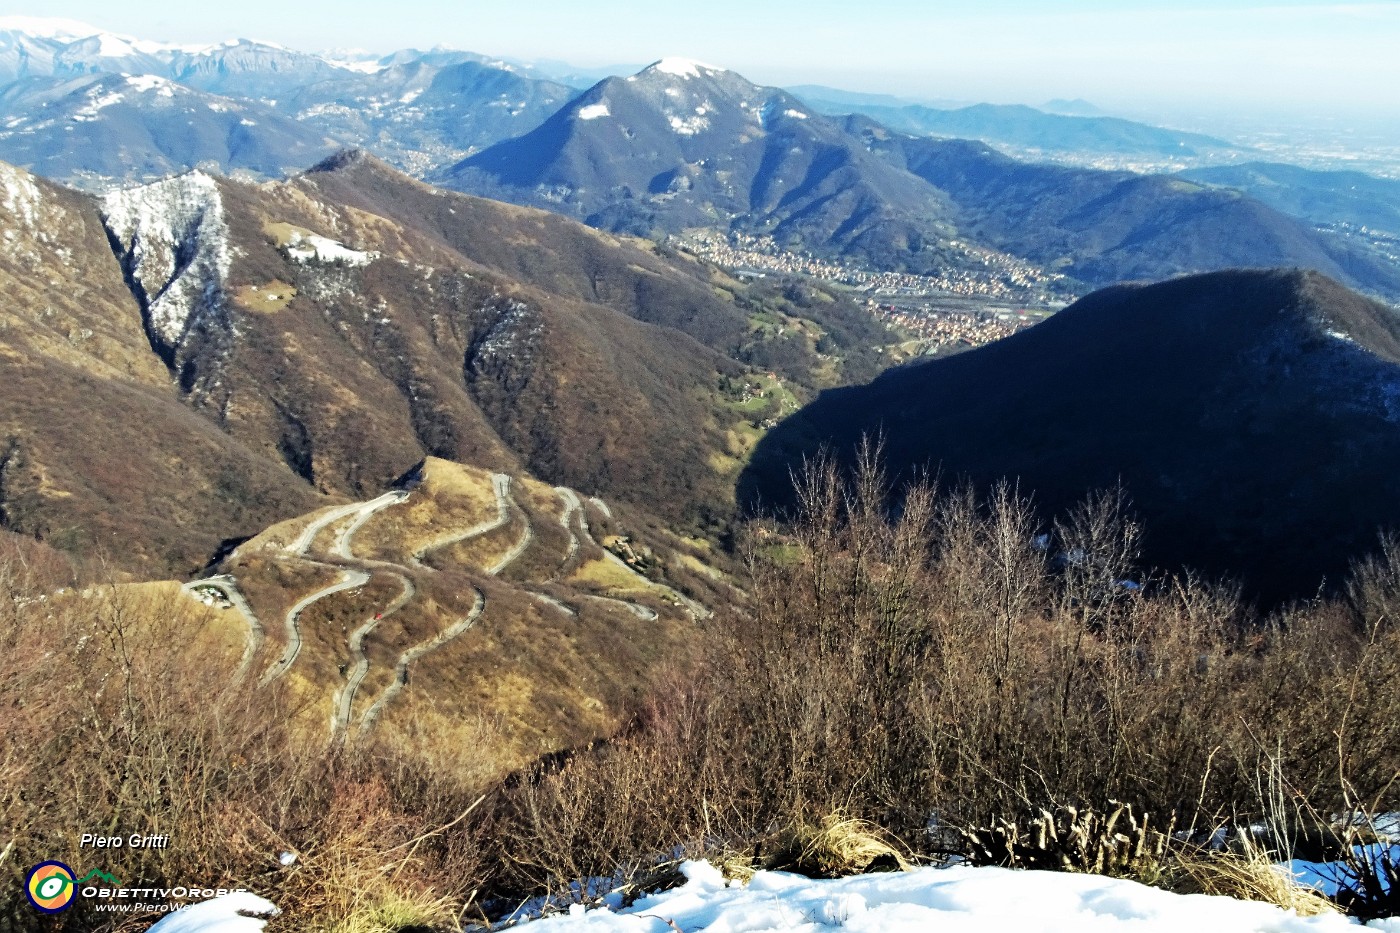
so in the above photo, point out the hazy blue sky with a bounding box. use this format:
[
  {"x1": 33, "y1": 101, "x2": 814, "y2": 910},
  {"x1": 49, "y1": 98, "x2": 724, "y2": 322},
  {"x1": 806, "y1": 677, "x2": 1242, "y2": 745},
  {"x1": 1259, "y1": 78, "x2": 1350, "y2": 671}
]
[{"x1": 5, "y1": 1, "x2": 1399, "y2": 119}]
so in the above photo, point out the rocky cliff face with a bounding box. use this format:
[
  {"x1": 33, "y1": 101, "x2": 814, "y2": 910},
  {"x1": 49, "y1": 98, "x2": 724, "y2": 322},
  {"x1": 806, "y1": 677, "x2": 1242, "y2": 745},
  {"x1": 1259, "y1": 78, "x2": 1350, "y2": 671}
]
[{"x1": 103, "y1": 171, "x2": 232, "y2": 398}]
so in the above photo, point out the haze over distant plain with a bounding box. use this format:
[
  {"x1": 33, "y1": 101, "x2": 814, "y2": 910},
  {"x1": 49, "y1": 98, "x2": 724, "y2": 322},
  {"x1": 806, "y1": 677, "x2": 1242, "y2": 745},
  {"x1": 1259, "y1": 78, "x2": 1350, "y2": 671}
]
[{"x1": 4, "y1": 0, "x2": 1398, "y2": 124}]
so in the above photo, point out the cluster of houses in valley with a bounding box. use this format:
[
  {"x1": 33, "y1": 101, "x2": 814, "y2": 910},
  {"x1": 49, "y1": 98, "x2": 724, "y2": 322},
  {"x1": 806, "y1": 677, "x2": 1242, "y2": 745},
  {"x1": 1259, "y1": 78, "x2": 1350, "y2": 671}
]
[
  {"x1": 872, "y1": 302, "x2": 1043, "y2": 353},
  {"x1": 677, "y1": 230, "x2": 1067, "y2": 304}
]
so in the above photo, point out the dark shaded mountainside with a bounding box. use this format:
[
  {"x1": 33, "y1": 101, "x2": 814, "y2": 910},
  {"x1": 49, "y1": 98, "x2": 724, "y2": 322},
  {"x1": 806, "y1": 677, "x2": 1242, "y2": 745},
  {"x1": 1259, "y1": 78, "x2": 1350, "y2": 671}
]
[
  {"x1": 1178, "y1": 161, "x2": 1400, "y2": 235},
  {"x1": 0, "y1": 153, "x2": 881, "y2": 576},
  {"x1": 742, "y1": 269, "x2": 1400, "y2": 604}
]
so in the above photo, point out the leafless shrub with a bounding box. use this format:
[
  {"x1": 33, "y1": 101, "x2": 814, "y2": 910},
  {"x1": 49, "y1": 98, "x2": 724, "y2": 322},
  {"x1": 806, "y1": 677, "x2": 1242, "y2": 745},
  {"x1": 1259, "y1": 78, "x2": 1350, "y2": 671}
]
[{"x1": 960, "y1": 802, "x2": 1172, "y2": 878}]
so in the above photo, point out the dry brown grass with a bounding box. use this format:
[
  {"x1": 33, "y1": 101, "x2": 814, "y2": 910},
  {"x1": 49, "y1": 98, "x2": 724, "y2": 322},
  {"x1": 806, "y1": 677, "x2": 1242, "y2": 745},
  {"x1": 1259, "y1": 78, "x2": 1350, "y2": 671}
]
[
  {"x1": 240, "y1": 506, "x2": 349, "y2": 555},
  {"x1": 437, "y1": 515, "x2": 523, "y2": 572},
  {"x1": 567, "y1": 555, "x2": 658, "y2": 594},
  {"x1": 356, "y1": 458, "x2": 498, "y2": 563},
  {"x1": 259, "y1": 778, "x2": 467, "y2": 933},
  {"x1": 481, "y1": 453, "x2": 1399, "y2": 916},
  {"x1": 9, "y1": 451, "x2": 1400, "y2": 924},
  {"x1": 961, "y1": 803, "x2": 1173, "y2": 878},
  {"x1": 187, "y1": 459, "x2": 712, "y2": 795},
  {"x1": 0, "y1": 550, "x2": 492, "y2": 931},
  {"x1": 758, "y1": 813, "x2": 912, "y2": 879},
  {"x1": 227, "y1": 555, "x2": 343, "y2": 643},
  {"x1": 1168, "y1": 838, "x2": 1338, "y2": 917},
  {"x1": 497, "y1": 478, "x2": 576, "y2": 582},
  {"x1": 395, "y1": 577, "x2": 682, "y2": 766},
  {"x1": 233, "y1": 281, "x2": 298, "y2": 314}
]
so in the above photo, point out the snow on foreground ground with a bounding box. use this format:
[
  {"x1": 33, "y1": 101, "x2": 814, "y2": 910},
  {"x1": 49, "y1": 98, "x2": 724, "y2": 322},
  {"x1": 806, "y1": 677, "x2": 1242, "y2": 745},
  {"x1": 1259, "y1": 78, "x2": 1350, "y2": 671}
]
[
  {"x1": 146, "y1": 892, "x2": 278, "y2": 933},
  {"x1": 142, "y1": 860, "x2": 1399, "y2": 933},
  {"x1": 520, "y1": 861, "x2": 1400, "y2": 933}
]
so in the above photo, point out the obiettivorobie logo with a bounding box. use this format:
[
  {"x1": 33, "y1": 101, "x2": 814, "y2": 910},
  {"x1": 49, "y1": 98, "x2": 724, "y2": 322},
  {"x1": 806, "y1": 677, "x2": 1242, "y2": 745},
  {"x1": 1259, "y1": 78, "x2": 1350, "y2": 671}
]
[
  {"x1": 25, "y1": 863, "x2": 120, "y2": 914},
  {"x1": 24, "y1": 860, "x2": 247, "y2": 915}
]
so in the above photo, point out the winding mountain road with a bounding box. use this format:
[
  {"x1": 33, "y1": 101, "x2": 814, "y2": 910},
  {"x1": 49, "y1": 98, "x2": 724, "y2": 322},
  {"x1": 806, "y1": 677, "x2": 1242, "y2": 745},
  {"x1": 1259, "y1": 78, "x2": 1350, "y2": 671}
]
[
  {"x1": 201, "y1": 472, "x2": 705, "y2": 738},
  {"x1": 411, "y1": 473, "x2": 511, "y2": 569},
  {"x1": 564, "y1": 490, "x2": 665, "y2": 622},
  {"x1": 555, "y1": 487, "x2": 582, "y2": 564},
  {"x1": 330, "y1": 571, "x2": 415, "y2": 741},
  {"x1": 585, "y1": 594, "x2": 658, "y2": 621},
  {"x1": 530, "y1": 590, "x2": 577, "y2": 617},
  {"x1": 331, "y1": 491, "x2": 408, "y2": 559},
  {"x1": 356, "y1": 588, "x2": 486, "y2": 737},
  {"x1": 256, "y1": 490, "x2": 409, "y2": 687},
  {"x1": 486, "y1": 480, "x2": 533, "y2": 576},
  {"x1": 259, "y1": 566, "x2": 370, "y2": 686},
  {"x1": 285, "y1": 491, "x2": 406, "y2": 557}
]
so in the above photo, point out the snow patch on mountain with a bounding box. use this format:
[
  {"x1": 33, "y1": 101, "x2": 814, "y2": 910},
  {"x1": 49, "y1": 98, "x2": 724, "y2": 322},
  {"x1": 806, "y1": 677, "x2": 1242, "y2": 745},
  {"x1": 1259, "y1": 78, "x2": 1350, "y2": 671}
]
[
  {"x1": 282, "y1": 229, "x2": 377, "y2": 266},
  {"x1": 322, "y1": 52, "x2": 387, "y2": 74},
  {"x1": 668, "y1": 113, "x2": 709, "y2": 136},
  {"x1": 471, "y1": 298, "x2": 543, "y2": 372},
  {"x1": 648, "y1": 57, "x2": 720, "y2": 78},
  {"x1": 0, "y1": 162, "x2": 43, "y2": 229},
  {"x1": 0, "y1": 162, "x2": 68, "y2": 263},
  {"x1": 102, "y1": 171, "x2": 231, "y2": 354},
  {"x1": 94, "y1": 33, "x2": 140, "y2": 57},
  {"x1": 125, "y1": 74, "x2": 176, "y2": 96},
  {"x1": 578, "y1": 103, "x2": 611, "y2": 121},
  {"x1": 72, "y1": 84, "x2": 126, "y2": 121},
  {"x1": 759, "y1": 100, "x2": 808, "y2": 129}
]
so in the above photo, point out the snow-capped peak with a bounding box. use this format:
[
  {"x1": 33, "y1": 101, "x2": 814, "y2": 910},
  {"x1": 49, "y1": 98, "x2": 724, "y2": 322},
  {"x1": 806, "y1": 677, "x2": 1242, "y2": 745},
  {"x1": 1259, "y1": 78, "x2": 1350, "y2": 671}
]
[
  {"x1": 645, "y1": 57, "x2": 722, "y2": 78},
  {"x1": 0, "y1": 15, "x2": 102, "y2": 40}
]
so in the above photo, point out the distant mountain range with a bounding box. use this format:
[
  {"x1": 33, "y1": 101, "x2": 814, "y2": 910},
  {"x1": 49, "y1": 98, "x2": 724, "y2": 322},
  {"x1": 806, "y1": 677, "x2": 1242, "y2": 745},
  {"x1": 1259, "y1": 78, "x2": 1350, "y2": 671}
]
[
  {"x1": 0, "y1": 72, "x2": 340, "y2": 186},
  {"x1": 784, "y1": 84, "x2": 968, "y2": 111},
  {"x1": 1, "y1": 18, "x2": 1399, "y2": 302},
  {"x1": 794, "y1": 95, "x2": 1246, "y2": 168},
  {"x1": 439, "y1": 62, "x2": 1400, "y2": 299},
  {"x1": 0, "y1": 17, "x2": 580, "y2": 185},
  {"x1": 742, "y1": 269, "x2": 1400, "y2": 604},
  {"x1": 845, "y1": 123, "x2": 1400, "y2": 299},
  {"x1": 280, "y1": 58, "x2": 575, "y2": 174},
  {"x1": 1039, "y1": 98, "x2": 1106, "y2": 117}
]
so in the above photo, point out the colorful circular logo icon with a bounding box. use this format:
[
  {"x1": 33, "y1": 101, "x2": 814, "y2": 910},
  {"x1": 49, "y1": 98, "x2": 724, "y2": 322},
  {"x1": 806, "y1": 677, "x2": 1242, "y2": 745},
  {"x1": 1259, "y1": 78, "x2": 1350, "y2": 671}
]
[{"x1": 25, "y1": 861, "x2": 76, "y2": 913}]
